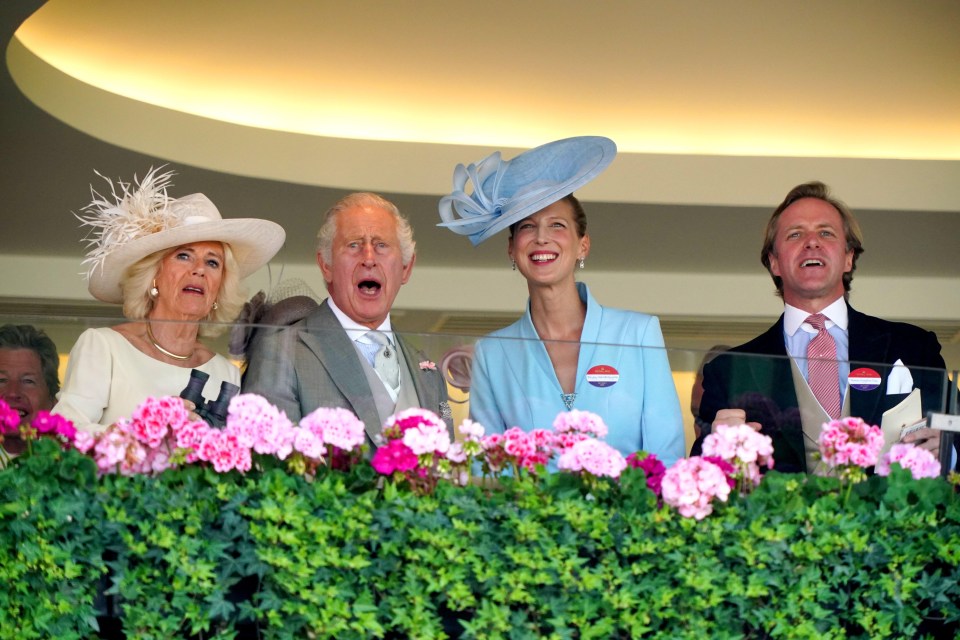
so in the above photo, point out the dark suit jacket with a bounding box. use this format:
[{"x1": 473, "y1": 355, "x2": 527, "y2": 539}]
[
  {"x1": 694, "y1": 305, "x2": 947, "y2": 473},
  {"x1": 241, "y1": 300, "x2": 450, "y2": 446}
]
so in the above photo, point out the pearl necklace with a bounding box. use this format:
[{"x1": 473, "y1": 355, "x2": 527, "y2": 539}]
[{"x1": 146, "y1": 322, "x2": 193, "y2": 361}]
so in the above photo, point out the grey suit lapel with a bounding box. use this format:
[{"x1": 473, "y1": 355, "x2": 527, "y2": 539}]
[
  {"x1": 301, "y1": 301, "x2": 382, "y2": 439},
  {"x1": 397, "y1": 335, "x2": 434, "y2": 409}
]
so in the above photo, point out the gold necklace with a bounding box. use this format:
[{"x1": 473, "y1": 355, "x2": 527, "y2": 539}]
[{"x1": 145, "y1": 322, "x2": 193, "y2": 361}]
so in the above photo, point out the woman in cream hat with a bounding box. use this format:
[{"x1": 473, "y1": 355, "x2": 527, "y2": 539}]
[
  {"x1": 53, "y1": 167, "x2": 285, "y2": 433},
  {"x1": 439, "y1": 137, "x2": 684, "y2": 467}
]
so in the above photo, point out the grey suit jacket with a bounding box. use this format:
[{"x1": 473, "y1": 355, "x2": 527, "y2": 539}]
[{"x1": 241, "y1": 300, "x2": 450, "y2": 445}]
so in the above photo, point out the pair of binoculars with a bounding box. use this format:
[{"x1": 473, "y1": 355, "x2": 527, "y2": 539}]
[{"x1": 179, "y1": 369, "x2": 240, "y2": 427}]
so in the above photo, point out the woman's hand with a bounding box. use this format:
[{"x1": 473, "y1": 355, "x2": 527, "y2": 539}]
[{"x1": 180, "y1": 397, "x2": 203, "y2": 423}]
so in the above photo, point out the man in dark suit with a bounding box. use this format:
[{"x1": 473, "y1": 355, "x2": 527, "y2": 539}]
[
  {"x1": 695, "y1": 181, "x2": 948, "y2": 473},
  {"x1": 243, "y1": 192, "x2": 450, "y2": 447}
]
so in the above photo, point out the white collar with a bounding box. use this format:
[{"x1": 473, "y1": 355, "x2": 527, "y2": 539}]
[
  {"x1": 326, "y1": 298, "x2": 393, "y2": 344},
  {"x1": 783, "y1": 297, "x2": 848, "y2": 336}
]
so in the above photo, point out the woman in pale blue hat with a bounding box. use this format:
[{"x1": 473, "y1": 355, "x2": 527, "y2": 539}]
[{"x1": 439, "y1": 137, "x2": 685, "y2": 467}]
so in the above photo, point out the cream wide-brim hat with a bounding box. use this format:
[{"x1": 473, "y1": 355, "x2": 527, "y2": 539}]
[{"x1": 85, "y1": 192, "x2": 285, "y2": 304}]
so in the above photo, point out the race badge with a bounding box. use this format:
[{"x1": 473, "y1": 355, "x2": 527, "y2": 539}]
[
  {"x1": 586, "y1": 364, "x2": 619, "y2": 388},
  {"x1": 848, "y1": 367, "x2": 882, "y2": 391}
]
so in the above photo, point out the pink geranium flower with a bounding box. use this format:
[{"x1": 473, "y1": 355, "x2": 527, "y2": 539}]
[
  {"x1": 661, "y1": 457, "x2": 732, "y2": 520},
  {"x1": 553, "y1": 409, "x2": 609, "y2": 440},
  {"x1": 876, "y1": 443, "x2": 941, "y2": 479},
  {"x1": 818, "y1": 417, "x2": 884, "y2": 472},
  {"x1": 0, "y1": 399, "x2": 21, "y2": 434},
  {"x1": 702, "y1": 423, "x2": 774, "y2": 491},
  {"x1": 557, "y1": 438, "x2": 627, "y2": 479},
  {"x1": 371, "y1": 439, "x2": 419, "y2": 475},
  {"x1": 626, "y1": 452, "x2": 666, "y2": 496}
]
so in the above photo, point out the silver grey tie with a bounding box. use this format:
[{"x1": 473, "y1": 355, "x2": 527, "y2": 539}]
[{"x1": 367, "y1": 330, "x2": 400, "y2": 389}]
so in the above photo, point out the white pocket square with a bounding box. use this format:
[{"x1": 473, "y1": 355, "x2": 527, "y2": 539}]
[{"x1": 885, "y1": 359, "x2": 914, "y2": 394}]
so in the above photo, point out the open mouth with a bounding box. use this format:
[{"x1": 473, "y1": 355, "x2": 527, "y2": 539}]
[
  {"x1": 183, "y1": 285, "x2": 205, "y2": 295},
  {"x1": 530, "y1": 252, "x2": 558, "y2": 263},
  {"x1": 800, "y1": 259, "x2": 824, "y2": 268},
  {"x1": 358, "y1": 279, "x2": 382, "y2": 296}
]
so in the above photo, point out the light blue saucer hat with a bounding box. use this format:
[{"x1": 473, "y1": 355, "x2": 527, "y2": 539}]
[{"x1": 438, "y1": 136, "x2": 617, "y2": 245}]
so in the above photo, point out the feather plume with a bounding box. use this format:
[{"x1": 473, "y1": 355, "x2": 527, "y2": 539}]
[{"x1": 76, "y1": 166, "x2": 181, "y2": 277}]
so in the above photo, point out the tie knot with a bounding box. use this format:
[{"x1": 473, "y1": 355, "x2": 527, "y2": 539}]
[
  {"x1": 367, "y1": 330, "x2": 390, "y2": 347},
  {"x1": 806, "y1": 314, "x2": 827, "y2": 331}
]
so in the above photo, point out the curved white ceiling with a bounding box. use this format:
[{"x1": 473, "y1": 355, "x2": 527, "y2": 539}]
[{"x1": 8, "y1": 0, "x2": 960, "y2": 211}]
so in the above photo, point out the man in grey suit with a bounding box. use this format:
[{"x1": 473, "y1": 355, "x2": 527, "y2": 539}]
[{"x1": 242, "y1": 192, "x2": 451, "y2": 448}]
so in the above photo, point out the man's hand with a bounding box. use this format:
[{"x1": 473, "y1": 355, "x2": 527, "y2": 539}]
[
  {"x1": 901, "y1": 427, "x2": 940, "y2": 454},
  {"x1": 712, "y1": 408, "x2": 762, "y2": 432}
]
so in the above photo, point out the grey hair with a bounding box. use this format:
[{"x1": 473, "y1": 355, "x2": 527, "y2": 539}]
[{"x1": 316, "y1": 192, "x2": 416, "y2": 265}]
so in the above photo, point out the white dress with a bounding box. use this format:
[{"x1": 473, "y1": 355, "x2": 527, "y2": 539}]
[{"x1": 53, "y1": 327, "x2": 241, "y2": 433}]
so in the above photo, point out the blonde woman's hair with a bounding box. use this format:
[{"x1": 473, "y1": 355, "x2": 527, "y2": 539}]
[{"x1": 121, "y1": 243, "x2": 245, "y2": 337}]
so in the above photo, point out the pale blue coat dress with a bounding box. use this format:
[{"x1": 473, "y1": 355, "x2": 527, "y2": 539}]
[{"x1": 469, "y1": 282, "x2": 685, "y2": 468}]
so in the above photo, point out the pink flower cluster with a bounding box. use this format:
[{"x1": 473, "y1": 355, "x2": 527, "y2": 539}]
[
  {"x1": 371, "y1": 408, "x2": 452, "y2": 479},
  {"x1": 876, "y1": 443, "x2": 941, "y2": 480},
  {"x1": 476, "y1": 411, "x2": 620, "y2": 478},
  {"x1": 0, "y1": 400, "x2": 20, "y2": 435},
  {"x1": 0, "y1": 399, "x2": 77, "y2": 457},
  {"x1": 557, "y1": 438, "x2": 627, "y2": 479},
  {"x1": 33, "y1": 412, "x2": 77, "y2": 443},
  {"x1": 626, "y1": 452, "x2": 666, "y2": 495},
  {"x1": 660, "y1": 457, "x2": 732, "y2": 520},
  {"x1": 74, "y1": 394, "x2": 366, "y2": 476},
  {"x1": 818, "y1": 417, "x2": 884, "y2": 470},
  {"x1": 702, "y1": 423, "x2": 774, "y2": 489},
  {"x1": 552, "y1": 409, "x2": 608, "y2": 445},
  {"x1": 480, "y1": 427, "x2": 557, "y2": 473}
]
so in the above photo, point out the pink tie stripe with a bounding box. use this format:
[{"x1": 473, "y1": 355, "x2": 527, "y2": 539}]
[{"x1": 806, "y1": 313, "x2": 841, "y2": 419}]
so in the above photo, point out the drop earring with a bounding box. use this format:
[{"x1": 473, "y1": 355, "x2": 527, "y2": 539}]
[
  {"x1": 149, "y1": 279, "x2": 159, "y2": 297},
  {"x1": 512, "y1": 260, "x2": 517, "y2": 271},
  {"x1": 578, "y1": 258, "x2": 585, "y2": 270},
  {"x1": 212, "y1": 301, "x2": 219, "y2": 310}
]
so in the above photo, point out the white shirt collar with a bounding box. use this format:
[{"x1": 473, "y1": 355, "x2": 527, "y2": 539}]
[
  {"x1": 326, "y1": 298, "x2": 393, "y2": 344},
  {"x1": 783, "y1": 297, "x2": 848, "y2": 336}
]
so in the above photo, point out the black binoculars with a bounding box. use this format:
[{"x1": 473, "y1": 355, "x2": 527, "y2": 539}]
[{"x1": 179, "y1": 369, "x2": 240, "y2": 427}]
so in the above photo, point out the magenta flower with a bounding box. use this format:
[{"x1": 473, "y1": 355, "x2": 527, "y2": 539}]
[
  {"x1": 384, "y1": 408, "x2": 446, "y2": 437},
  {"x1": 0, "y1": 399, "x2": 21, "y2": 434},
  {"x1": 371, "y1": 439, "x2": 419, "y2": 475},
  {"x1": 626, "y1": 452, "x2": 666, "y2": 495},
  {"x1": 419, "y1": 360, "x2": 437, "y2": 371}
]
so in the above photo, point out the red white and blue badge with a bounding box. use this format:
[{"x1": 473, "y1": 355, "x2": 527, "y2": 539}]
[
  {"x1": 849, "y1": 367, "x2": 882, "y2": 391},
  {"x1": 586, "y1": 365, "x2": 619, "y2": 388}
]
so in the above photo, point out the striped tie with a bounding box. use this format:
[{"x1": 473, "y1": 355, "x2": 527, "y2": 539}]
[{"x1": 806, "y1": 313, "x2": 841, "y2": 419}]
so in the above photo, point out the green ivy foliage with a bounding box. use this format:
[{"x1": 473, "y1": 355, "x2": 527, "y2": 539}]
[{"x1": 1, "y1": 450, "x2": 959, "y2": 639}]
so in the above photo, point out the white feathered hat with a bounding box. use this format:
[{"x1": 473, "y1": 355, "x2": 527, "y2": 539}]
[{"x1": 77, "y1": 167, "x2": 285, "y2": 304}]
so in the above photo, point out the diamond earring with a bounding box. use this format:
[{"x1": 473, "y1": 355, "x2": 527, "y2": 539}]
[{"x1": 578, "y1": 258, "x2": 585, "y2": 270}]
